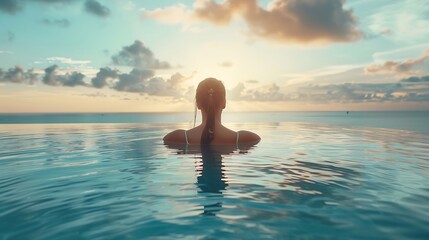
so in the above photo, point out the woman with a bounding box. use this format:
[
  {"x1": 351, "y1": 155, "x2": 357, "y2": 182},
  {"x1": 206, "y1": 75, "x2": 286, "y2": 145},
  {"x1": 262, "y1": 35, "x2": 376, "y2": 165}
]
[{"x1": 163, "y1": 78, "x2": 260, "y2": 145}]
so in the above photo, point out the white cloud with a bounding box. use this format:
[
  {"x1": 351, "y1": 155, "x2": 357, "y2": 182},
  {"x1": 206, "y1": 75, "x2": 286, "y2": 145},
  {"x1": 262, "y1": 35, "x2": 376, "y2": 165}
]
[
  {"x1": 45, "y1": 57, "x2": 91, "y2": 65},
  {"x1": 140, "y1": 3, "x2": 199, "y2": 31},
  {"x1": 141, "y1": 4, "x2": 191, "y2": 25},
  {"x1": 0, "y1": 50, "x2": 14, "y2": 54},
  {"x1": 281, "y1": 64, "x2": 364, "y2": 85},
  {"x1": 365, "y1": 48, "x2": 429, "y2": 77},
  {"x1": 372, "y1": 43, "x2": 429, "y2": 63},
  {"x1": 368, "y1": 0, "x2": 429, "y2": 42},
  {"x1": 29, "y1": 66, "x2": 99, "y2": 77}
]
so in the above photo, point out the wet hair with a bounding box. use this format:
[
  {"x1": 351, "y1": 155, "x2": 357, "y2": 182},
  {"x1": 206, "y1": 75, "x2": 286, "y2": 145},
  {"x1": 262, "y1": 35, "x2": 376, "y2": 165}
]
[{"x1": 195, "y1": 78, "x2": 226, "y2": 144}]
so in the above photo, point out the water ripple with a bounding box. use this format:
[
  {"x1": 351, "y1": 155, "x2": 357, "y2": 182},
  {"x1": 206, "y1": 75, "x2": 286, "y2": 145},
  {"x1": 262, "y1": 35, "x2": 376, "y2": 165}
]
[{"x1": 0, "y1": 123, "x2": 428, "y2": 239}]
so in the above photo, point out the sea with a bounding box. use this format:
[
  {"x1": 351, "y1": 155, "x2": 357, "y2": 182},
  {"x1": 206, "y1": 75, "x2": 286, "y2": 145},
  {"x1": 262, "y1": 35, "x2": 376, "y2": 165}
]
[{"x1": 0, "y1": 111, "x2": 428, "y2": 239}]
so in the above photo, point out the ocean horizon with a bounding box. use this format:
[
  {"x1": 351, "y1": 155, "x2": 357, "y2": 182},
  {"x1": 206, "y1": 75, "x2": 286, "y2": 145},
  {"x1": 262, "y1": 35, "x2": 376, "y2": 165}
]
[{"x1": 1, "y1": 111, "x2": 428, "y2": 133}]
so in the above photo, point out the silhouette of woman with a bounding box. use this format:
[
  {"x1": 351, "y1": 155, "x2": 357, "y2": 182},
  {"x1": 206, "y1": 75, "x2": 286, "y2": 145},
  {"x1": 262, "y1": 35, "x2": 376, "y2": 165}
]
[{"x1": 163, "y1": 78, "x2": 260, "y2": 146}]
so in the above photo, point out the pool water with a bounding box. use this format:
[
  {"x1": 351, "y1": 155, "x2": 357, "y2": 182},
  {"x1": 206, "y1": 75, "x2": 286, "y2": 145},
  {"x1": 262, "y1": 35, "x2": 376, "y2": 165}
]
[{"x1": 0, "y1": 122, "x2": 428, "y2": 239}]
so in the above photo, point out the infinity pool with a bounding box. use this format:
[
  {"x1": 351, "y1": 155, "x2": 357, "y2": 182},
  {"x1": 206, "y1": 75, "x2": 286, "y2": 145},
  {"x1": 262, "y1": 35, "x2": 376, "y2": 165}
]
[{"x1": 0, "y1": 122, "x2": 428, "y2": 239}]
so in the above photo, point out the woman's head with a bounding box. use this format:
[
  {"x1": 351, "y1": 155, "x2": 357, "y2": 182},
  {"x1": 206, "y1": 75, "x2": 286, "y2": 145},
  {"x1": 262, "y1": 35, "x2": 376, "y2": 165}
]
[
  {"x1": 196, "y1": 78, "x2": 226, "y2": 144},
  {"x1": 196, "y1": 78, "x2": 226, "y2": 112}
]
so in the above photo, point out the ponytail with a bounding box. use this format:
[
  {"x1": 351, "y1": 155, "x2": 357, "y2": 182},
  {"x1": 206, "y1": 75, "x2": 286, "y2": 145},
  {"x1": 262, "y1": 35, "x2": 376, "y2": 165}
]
[
  {"x1": 196, "y1": 78, "x2": 226, "y2": 145},
  {"x1": 201, "y1": 88, "x2": 215, "y2": 144}
]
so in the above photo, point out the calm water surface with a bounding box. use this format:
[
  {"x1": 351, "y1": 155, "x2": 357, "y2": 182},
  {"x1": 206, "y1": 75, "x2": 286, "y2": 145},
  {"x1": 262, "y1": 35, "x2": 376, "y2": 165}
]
[
  {"x1": 1, "y1": 111, "x2": 428, "y2": 133},
  {"x1": 0, "y1": 118, "x2": 428, "y2": 239}
]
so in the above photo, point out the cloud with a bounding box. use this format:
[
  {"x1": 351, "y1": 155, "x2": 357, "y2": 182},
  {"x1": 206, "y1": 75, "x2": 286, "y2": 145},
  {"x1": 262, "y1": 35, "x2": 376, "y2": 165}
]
[
  {"x1": 45, "y1": 57, "x2": 91, "y2": 65},
  {"x1": 296, "y1": 83, "x2": 403, "y2": 102},
  {"x1": 42, "y1": 18, "x2": 70, "y2": 28},
  {"x1": 90, "y1": 63, "x2": 194, "y2": 97},
  {"x1": 251, "y1": 83, "x2": 287, "y2": 101},
  {"x1": 227, "y1": 79, "x2": 429, "y2": 103},
  {"x1": 33, "y1": 0, "x2": 76, "y2": 3},
  {"x1": 365, "y1": 48, "x2": 429, "y2": 76},
  {"x1": 1, "y1": 40, "x2": 192, "y2": 97},
  {"x1": 91, "y1": 67, "x2": 119, "y2": 88},
  {"x1": 367, "y1": 0, "x2": 429, "y2": 42},
  {"x1": 401, "y1": 75, "x2": 429, "y2": 83},
  {"x1": 143, "y1": 0, "x2": 362, "y2": 44},
  {"x1": 0, "y1": 66, "x2": 37, "y2": 84},
  {"x1": 84, "y1": 0, "x2": 111, "y2": 17},
  {"x1": 79, "y1": 92, "x2": 107, "y2": 98},
  {"x1": 228, "y1": 82, "x2": 287, "y2": 101},
  {"x1": 42, "y1": 65, "x2": 88, "y2": 87},
  {"x1": 282, "y1": 64, "x2": 364, "y2": 86},
  {"x1": 112, "y1": 40, "x2": 172, "y2": 69},
  {"x1": 0, "y1": 0, "x2": 107, "y2": 17},
  {"x1": 3, "y1": 63, "x2": 429, "y2": 103},
  {"x1": 401, "y1": 93, "x2": 429, "y2": 102},
  {"x1": 246, "y1": 80, "x2": 258, "y2": 84},
  {"x1": 228, "y1": 82, "x2": 246, "y2": 100},
  {"x1": 112, "y1": 69, "x2": 193, "y2": 97},
  {"x1": 371, "y1": 43, "x2": 429, "y2": 63},
  {"x1": 1, "y1": 65, "x2": 97, "y2": 87},
  {"x1": 145, "y1": 72, "x2": 194, "y2": 97},
  {"x1": 140, "y1": 3, "x2": 201, "y2": 31},
  {"x1": 142, "y1": 3, "x2": 191, "y2": 25},
  {"x1": 219, "y1": 61, "x2": 233, "y2": 67},
  {"x1": 0, "y1": 0, "x2": 22, "y2": 14},
  {"x1": 113, "y1": 68, "x2": 154, "y2": 92},
  {"x1": 0, "y1": 50, "x2": 14, "y2": 54}
]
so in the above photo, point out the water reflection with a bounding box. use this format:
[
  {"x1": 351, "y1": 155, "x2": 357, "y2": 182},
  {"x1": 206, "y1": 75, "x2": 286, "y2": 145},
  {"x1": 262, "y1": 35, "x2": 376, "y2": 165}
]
[
  {"x1": 165, "y1": 143, "x2": 256, "y2": 216},
  {"x1": 197, "y1": 146, "x2": 230, "y2": 192},
  {"x1": 197, "y1": 146, "x2": 228, "y2": 216}
]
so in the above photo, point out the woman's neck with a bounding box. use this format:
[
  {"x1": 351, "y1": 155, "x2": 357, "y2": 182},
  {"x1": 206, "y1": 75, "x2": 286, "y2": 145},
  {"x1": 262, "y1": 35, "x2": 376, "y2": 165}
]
[{"x1": 201, "y1": 110, "x2": 222, "y2": 126}]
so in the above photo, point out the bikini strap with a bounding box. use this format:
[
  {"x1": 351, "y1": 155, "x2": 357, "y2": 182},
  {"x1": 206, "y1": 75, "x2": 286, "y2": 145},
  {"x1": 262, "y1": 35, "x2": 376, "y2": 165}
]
[{"x1": 184, "y1": 130, "x2": 189, "y2": 144}]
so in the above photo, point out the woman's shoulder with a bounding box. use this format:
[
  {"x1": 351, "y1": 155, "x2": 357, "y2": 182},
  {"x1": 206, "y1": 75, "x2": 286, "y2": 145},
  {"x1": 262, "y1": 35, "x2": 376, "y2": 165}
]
[
  {"x1": 163, "y1": 129, "x2": 187, "y2": 144},
  {"x1": 237, "y1": 130, "x2": 261, "y2": 144}
]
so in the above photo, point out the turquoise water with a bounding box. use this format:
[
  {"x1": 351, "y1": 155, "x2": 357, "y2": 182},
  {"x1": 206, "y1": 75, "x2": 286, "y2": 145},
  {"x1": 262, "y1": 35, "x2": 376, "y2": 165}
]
[
  {"x1": 0, "y1": 112, "x2": 428, "y2": 239},
  {"x1": 0, "y1": 111, "x2": 429, "y2": 133}
]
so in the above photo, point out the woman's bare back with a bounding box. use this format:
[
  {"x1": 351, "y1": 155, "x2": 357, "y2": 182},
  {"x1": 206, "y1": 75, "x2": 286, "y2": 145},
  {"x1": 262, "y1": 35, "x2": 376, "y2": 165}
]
[{"x1": 163, "y1": 125, "x2": 260, "y2": 145}]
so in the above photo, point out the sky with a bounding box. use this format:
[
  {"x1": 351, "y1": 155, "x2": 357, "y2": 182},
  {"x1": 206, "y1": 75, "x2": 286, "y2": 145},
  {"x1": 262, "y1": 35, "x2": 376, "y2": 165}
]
[{"x1": 0, "y1": 0, "x2": 429, "y2": 113}]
